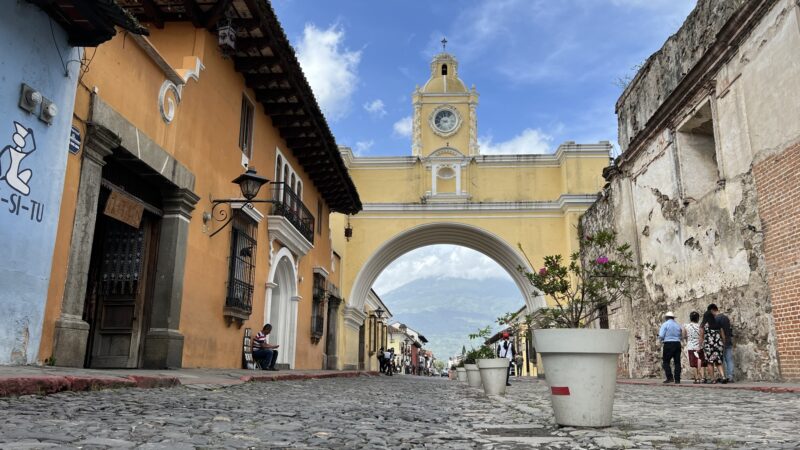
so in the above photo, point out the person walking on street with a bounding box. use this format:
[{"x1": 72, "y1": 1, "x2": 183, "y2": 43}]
[
  {"x1": 377, "y1": 347, "x2": 386, "y2": 373},
  {"x1": 699, "y1": 310, "x2": 726, "y2": 383},
  {"x1": 658, "y1": 311, "x2": 683, "y2": 384},
  {"x1": 709, "y1": 304, "x2": 734, "y2": 382},
  {"x1": 684, "y1": 311, "x2": 706, "y2": 384},
  {"x1": 383, "y1": 348, "x2": 394, "y2": 376},
  {"x1": 496, "y1": 332, "x2": 516, "y2": 387}
]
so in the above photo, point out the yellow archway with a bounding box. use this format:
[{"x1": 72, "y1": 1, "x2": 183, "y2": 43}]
[{"x1": 329, "y1": 50, "x2": 609, "y2": 369}]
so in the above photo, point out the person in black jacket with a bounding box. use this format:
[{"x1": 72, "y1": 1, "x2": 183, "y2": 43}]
[{"x1": 496, "y1": 332, "x2": 516, "y2": 386}]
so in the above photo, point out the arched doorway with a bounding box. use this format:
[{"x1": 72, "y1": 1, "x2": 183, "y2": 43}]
[
  {"x1": 266, "y1": 248, "x2": 298, "y2": 368},
  {"x1": 347, "y1": 222, "x2": 544, "y2": 314}
]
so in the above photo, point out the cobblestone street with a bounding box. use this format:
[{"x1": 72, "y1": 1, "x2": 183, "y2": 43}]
[{"x1": 1, "y1": 376, "x2": 798, "y2": 449}]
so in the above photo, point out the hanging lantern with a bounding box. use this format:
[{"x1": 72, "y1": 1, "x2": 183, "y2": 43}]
[
  {"x1": 232, "y1": 167, "x2": 269, "y2": 201},
  {"x1": 344, "y1": 217, "x2": 353, "y2": 241}
]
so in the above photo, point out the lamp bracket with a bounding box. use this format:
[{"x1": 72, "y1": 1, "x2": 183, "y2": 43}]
[{"x1": 207, "y1": 198, "x2": 276, "y2": 238}]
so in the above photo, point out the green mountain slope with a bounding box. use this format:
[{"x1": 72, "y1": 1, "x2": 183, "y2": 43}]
[{"x1": 378, "y1": 277, "x2": 525, "y2": 360}]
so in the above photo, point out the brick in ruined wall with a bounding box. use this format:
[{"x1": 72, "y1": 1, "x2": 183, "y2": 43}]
[{"x1": 754, "y1": 142, "x2": 800, "y2": 380}]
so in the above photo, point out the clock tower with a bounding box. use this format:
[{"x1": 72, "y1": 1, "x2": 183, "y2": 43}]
[{"x1": 411, "y1": 51, "x2": 479, "y2": 158}]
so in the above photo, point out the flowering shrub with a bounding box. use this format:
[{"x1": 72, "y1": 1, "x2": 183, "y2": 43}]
[{"x1": 520, "y1": 230, "x2": 650, "y2": 329}]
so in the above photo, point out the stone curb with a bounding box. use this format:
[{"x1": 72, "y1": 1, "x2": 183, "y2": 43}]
[
  {"x1": 0, "y1": 375, "x2": 179, "y2": 398},
  {"x1": 240, "y1": 371, "x2": 379, "y2": 383},
  {"x1": 617, "y1": 379, "x2": 800, "y2": 394},
  {"x1": 0, "y1": 371, "x2": 379, "y2": 398}
]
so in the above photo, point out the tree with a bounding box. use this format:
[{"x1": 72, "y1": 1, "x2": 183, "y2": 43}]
[{"x1": 520, "y1": 230, "x2": 651, "y2": 329}]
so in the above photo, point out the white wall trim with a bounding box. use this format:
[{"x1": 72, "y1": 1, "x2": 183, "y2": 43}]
[
  {"x1": 341, "y1": 142, "x2": 610, "y2": 169},
  {"x1": 232, "y1": 202, "x2": 265, "y2": 223},
  {"x1": 265, "y1": 248, "x2": 299, "y2": 368},
  {"x1": 343, "y1": 306, "x2": 368, "y2": 330},
  {"x1": 268, "y1": 215, "x2": 313, "y2": 257},
  {"x1": 360, "y1": 194, "x2": 598, "y2": 213}
]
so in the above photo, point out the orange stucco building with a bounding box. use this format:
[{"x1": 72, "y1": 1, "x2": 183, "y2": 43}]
[{"x1": 40, "y1": 1, "x2": 360, "y2": 370}]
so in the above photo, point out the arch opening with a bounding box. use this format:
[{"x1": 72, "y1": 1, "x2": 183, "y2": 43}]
[
  {"x1": 347, "y1": 222, "x2": 544, "y2": 324},
  {"x1": 266, "y1": 248, "x2": 298, "y2": 368}
]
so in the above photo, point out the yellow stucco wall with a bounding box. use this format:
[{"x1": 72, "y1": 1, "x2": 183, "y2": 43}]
[{"x1": 41, "y1": 23, "x2": 337, "y2": 370}]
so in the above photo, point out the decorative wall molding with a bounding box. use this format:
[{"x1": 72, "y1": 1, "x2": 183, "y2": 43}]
[
  {"x1": 360, "y1": 194, "x2": 599, "y2": 213},
  {"x1": 268, "y1": 215, "x2": 313, "y2": 257},
  {"x1": 342, "y1": 142, "x2": 611, "y2": 169},
  {"x1": 132, "y1": 34, "x2": 205, "y2": 124},
  {"x1": 231, "y1": 202, "x2": 265, "y2": 223},
  {"x1": 158, "y1": 57, "x2": 204, "y2": 124}
]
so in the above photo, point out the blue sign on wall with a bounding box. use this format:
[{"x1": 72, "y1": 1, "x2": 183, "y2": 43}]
[{"x1": 69, "y1": 125, "x2": 81, "y2": 154}]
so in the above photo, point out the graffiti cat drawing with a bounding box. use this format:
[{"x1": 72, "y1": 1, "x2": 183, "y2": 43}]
[{"x1": 0, "y1": 122, "x2": 36, "y2": 196}]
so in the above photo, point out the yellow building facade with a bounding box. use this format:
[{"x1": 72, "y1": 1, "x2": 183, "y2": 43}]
[
  {"x1": 41, "y1": 2, "x2": 360, "y2": 370},
  {"x1": 332, "y1": 51, "x2": 610, "y2": 370}
]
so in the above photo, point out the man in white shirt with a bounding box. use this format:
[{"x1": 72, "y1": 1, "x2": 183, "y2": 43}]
[
  {"x1": 252, "y1": 324, "x2": 279, "y2": 370},
  {"x1": 497, "y1": 332, "x2": 516, "y2": 386}
]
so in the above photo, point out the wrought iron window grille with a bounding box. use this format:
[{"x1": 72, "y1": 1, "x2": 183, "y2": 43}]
[{"x1": 223, "y1": 211, "x2": 257, "y2": 327}]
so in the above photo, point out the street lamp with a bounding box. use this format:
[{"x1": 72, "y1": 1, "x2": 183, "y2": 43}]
[
  {"x1": 205, "y1": 167, "x2": 274, "y2": 237},
  {"x1": 374, "y1": 307, "x2": 385, "y2": 319},
  {"x1": 232, "y1": 168, "x2": 269, "y2": 200}
]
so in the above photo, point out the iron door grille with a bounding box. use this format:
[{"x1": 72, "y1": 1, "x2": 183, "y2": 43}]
[
  {"x1": 226, "y1": 211, "x2": 257, "y2": 315},
  {"x1": 311, "y1": 274, "x2": 326, "y2": 337}
]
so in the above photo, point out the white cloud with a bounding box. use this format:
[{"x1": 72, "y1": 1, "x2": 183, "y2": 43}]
[
  {"x1": 296, "y1": 24, "x2": 361, "y2": 122},
  {"x1": 373, "y1": 245, "x2": 510, "y2": 294},
  {"x1": 393, "y1": 116, "x2": 412, "y2": 138},
  {"x1": 363, "y1": 99, "x2": 386, "y2": 118},
  {"x1": 354, "y1": 140, "x2": 374, "y2": 156},
  {"x1": 479, "y1": 128, "x2": 552, "y2": 155}
]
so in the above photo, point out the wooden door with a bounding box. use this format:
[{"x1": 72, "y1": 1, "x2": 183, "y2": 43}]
[{"x1": 88, "y1": 216, "x2": 155, "y2": 368}]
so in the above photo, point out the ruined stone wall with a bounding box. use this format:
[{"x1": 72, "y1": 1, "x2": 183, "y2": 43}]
[
  {"x1": 616, "y1": 0, "x2": 751, "y2": 152},
  {"x1": 583, "y1": 0, "x2": 800, "y2": 380}
]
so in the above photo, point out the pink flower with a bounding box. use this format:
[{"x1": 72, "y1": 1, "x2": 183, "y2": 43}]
[
  {"x1": 539, "y1": 268, "x2": 547, "y2": 276},
  {"x1": 596, "y1": 256, "x2": 609, "y2": 265}
]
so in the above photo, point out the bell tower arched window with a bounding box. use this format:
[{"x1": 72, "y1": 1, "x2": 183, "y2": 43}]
[{"x1": 441, "y1": 64, "x2": 448, "y2": 76}]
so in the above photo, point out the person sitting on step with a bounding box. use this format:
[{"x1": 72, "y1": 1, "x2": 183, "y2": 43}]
[{"x1": 252, "y1": 324, "x2": 279, "y2": 371}]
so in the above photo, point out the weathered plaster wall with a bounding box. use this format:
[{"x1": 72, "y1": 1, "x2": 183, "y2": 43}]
[
  {"x1": 0, "y1": 3, "x2": 80, "y2": 365},
  {"x1": 616, "y1": 0, "x2": 750, "y2": 152},
  {"x1": 584, "y1": 0, "x2": 800, "y2": 380}
]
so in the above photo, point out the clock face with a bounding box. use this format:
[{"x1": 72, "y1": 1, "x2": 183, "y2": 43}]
[{"x1": 433, "y1": 109, "x2": 458, "y2": 133}]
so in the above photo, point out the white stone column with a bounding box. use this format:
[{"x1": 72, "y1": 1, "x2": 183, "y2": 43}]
[
  {"x1": 264, "y1": 281, "x2": 277, "y2": 326},
  {"x1": 456, "y1": 165, "x2": 462, "y2": 195},
  {"x1": 431, "y1": 164, "x2": 439, "y2": 195},
  {"x1": 289, "y1": 295, "x2": 302, "y2": 368}
]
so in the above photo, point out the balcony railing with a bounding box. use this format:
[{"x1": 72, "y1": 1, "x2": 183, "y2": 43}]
[{"x1": 271, "y1": 182, "x2": 315, "y2": 244}]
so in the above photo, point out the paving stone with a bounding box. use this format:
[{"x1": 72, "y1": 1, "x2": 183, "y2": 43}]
[
  {"x1": 594, "y1": 436, "x2": 635, "y2": 448},
  {"x1": 0, "y1": 377, "x2": 797, "y2": 448}
]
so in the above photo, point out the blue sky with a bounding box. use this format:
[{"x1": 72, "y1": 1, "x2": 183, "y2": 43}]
[{"x1": 272, "y1": 0, "x2": 696, "y2": 157}]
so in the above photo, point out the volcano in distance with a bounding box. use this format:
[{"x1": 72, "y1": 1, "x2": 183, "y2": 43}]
[{"x1": 376, "y1": 276, "x2": 525, "y2": 361}]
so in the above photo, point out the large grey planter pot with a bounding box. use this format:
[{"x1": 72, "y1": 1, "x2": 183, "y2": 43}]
[
  {"x1": 533, "y1": 329, "x2": 629, "y2": 427},
  {"x1": 456, "y1": 367, "x2": 467, "y2": 382},
  {"x1": 464, "y1": 363, "x2": 482, "y2": 388},
  {"x1": 477, "y1": 358, "x2": 510, "y2": 396}
]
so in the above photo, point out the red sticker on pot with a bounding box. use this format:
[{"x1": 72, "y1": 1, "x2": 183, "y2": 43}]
[{"x1": 551, "y1": 386, "x2": 570, "y2": 395}]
